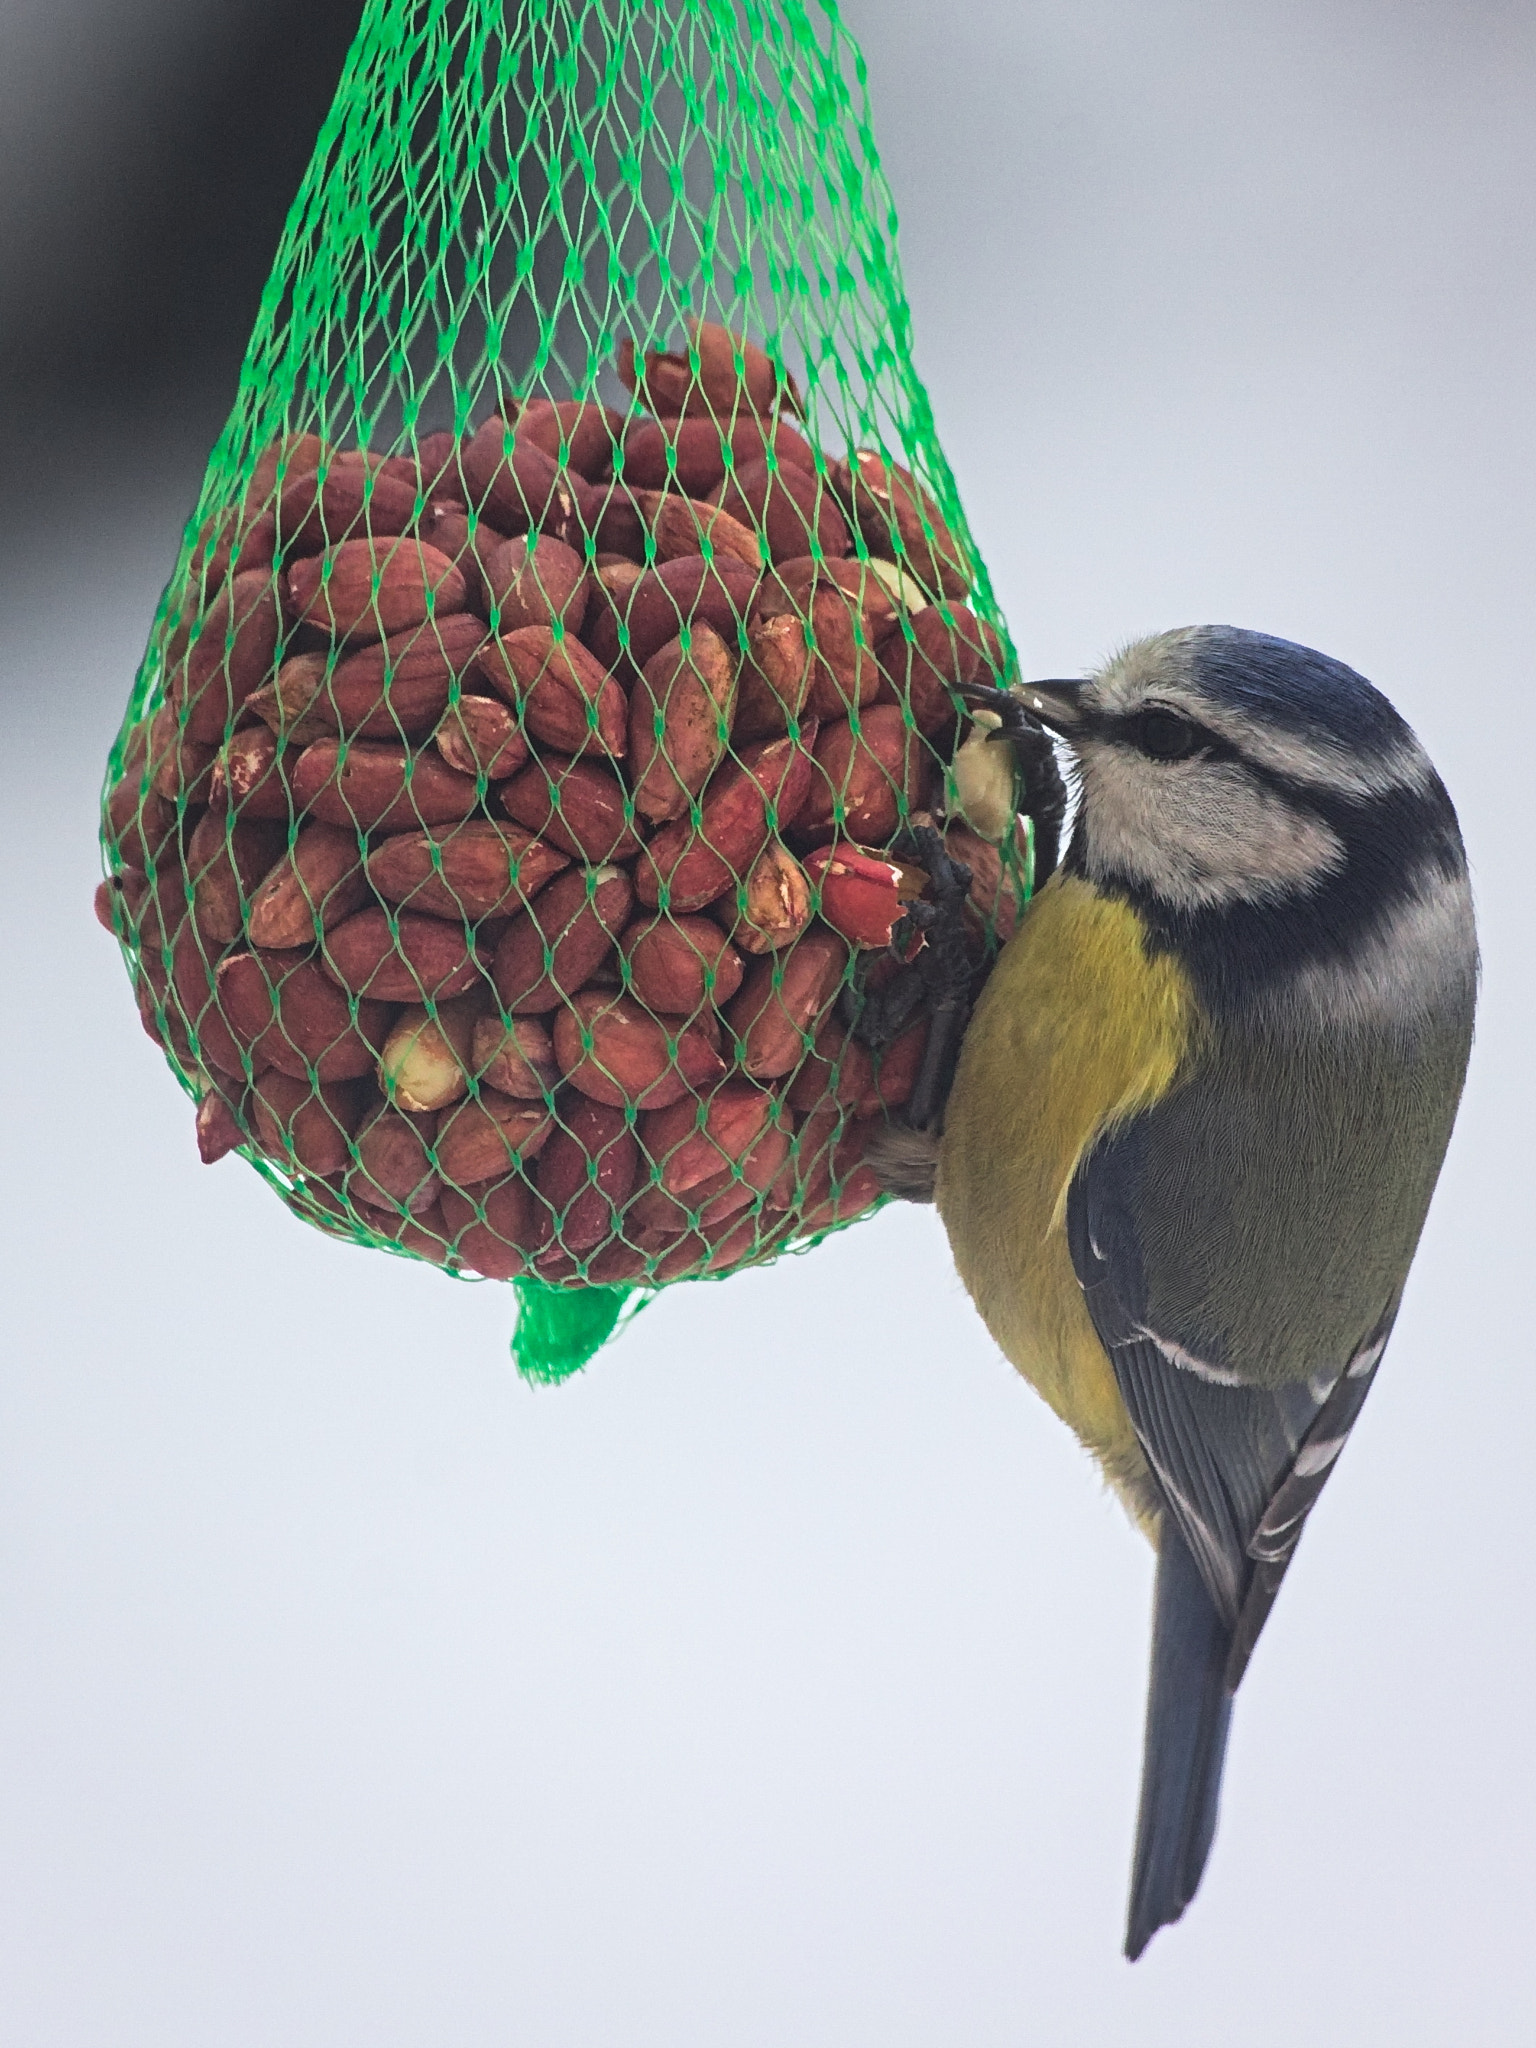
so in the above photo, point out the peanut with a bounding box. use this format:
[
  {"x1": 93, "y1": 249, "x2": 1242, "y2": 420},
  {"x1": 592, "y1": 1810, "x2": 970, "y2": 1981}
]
[
  {"x1": 322, "y1": 906, "x2": 487, "y2": 1003},
  {"x1": 433, "y1": 693, "x2": 530, "y2": 781},
  {"x1": 716, "y1": 841, "x2": 813, "y2": 954},
  {"x1": 620, "y1": 914, "x2": 744, "y2": 1013},
  {"x1": 284, "y1": 537, "x2": 467, "y2": 641},
  {"x1": 366, "y1": 820, "x2": 569, "y2": 922},
  {"x1": 379, "y1": 993, "x2": 488, "y2": 1113},
  {"x1": 433, "y1": 1089, "x2": 554, "y2": 1184},
  {"x1": 474, "y1": 625, "x2": 627, "y2": 759},
  {"x1": 469, "y1": 1014, "x2": 559, "y2": 1098},
  {"x1": 482, "y1": 532, "x2": 589, "y2": 635},
  {"x1": 290, "y1": 738, "x2": 480, "y2": 831},
  {"x1": 498, "y1": 756, "x2": 642, "y2": 864},
  {"x1": 628, "y1": 624, "x2": 736, "y2": 822},
  {"x1": 491, "y1": 864, "x2": 633, "y2": 1013},
  {"x1": 552, "y1": 990, "x2": 727, "y2": 1108},
  {"x1": 245, "y1": 821, "x2": 368, "y2": 949},
  {"x1": 635, "y1": 730, "x2": 816, "y2": 912},
  {"x1": 724, "y1": 930, "x2": 849, "y2": 1080},
  {"x1": 795, "y1": 706, "x2": 931, "y2": 845},
  {"x1": 251, "y1": 1070, "x2": 363, "y2": 1176},
  {"x1": 438, "y1": 1175, "x2": 533, "y2": 1280},
  {"x1": 533, "y1": 1098, "x2": 640, "y2": 1254}
]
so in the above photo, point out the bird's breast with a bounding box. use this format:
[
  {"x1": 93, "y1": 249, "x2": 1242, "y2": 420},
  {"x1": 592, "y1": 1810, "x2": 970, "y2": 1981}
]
[{"x1": 935, "y1": 875, "x2": 1200, "y2": 1526}]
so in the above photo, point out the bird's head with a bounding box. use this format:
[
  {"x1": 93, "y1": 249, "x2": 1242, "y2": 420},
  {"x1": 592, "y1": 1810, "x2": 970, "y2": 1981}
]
[{"x1": 1022, "y1": 626, "x2": 1452, "y2": 914}]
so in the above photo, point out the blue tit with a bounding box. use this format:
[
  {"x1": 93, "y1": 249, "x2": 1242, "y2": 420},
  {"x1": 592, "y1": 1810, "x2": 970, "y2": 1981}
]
[{"x1": 925, "y1": 627, "x2": 1477, "y2": 1958}]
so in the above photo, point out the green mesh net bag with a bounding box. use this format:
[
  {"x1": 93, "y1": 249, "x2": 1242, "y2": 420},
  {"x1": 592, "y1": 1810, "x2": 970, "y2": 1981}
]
[{"x1": 98, "y1": 0, "x2": 1045, "y2": 1381}]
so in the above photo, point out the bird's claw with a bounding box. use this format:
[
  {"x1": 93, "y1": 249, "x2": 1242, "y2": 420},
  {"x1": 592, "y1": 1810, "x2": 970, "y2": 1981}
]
[{"x1": 957, "y1": 678, "x2": 1046, "y2": 738}]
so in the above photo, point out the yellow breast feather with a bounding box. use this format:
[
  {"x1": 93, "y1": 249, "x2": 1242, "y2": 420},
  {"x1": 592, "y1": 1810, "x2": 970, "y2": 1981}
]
[{"x1": 936, "y1": 874, "x2": 1200, "y2": 1532}]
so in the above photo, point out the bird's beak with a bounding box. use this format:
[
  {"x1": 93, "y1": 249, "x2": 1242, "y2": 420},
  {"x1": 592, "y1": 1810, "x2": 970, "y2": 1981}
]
[{"x1": 1018, "y1": 679, "x2": 1088, "y2": 734}]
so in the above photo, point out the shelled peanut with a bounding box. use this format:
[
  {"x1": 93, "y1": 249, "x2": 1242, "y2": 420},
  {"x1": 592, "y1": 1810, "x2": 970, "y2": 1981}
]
[{"x1": 99, "y1": 318, "x2": 1027, "y2": 1287}]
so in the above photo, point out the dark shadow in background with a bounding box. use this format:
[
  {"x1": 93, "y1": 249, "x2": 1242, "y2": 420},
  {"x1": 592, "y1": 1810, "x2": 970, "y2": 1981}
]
[
  {"x1": 1, "y1": 1, "x2": 699, "y2": 504},
  {"x1": 2, "y1": 1, "x2": 364, "y2": 487}
]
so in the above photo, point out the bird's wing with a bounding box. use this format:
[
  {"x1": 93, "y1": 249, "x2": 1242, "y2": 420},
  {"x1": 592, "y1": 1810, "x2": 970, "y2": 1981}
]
[{"x1": 1067, "y1": 1114, "x2": 1393, "y2": 1688}]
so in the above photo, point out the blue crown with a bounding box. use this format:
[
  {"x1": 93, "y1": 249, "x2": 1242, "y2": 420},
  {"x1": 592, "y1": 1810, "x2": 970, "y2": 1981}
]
[{"x1": 1191, "y1": 627, "x2": 1413, "y2": 760}]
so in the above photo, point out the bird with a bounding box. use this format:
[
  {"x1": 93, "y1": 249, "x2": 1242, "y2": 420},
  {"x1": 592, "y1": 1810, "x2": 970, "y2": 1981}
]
[{"x1": 888, "y1": 625, "x2": 1478, "y2": 1958}]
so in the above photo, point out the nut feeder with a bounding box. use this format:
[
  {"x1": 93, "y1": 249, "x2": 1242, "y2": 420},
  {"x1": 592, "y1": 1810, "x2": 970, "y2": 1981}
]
[{"x1": 98, "y1": 0, "x2": 1064, "y2": 1377}]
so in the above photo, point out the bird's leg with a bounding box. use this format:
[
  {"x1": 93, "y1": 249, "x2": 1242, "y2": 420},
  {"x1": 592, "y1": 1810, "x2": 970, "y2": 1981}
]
[
  {"x1": 958, "y1": 680, "x2": 1069, "y2": 888},
  {"x1": 849, "y1": 684, "x2": 1057, "y2": 1197},
  {"x1": 848, "y1": 822, "x2": 976, "y2": 1204},
  {"x1": 839, "y1": 957, "x2": 927, "y2": 1048},
  {"x1": 899, "y1": 824, "x2": 975, "y2": 1134}
]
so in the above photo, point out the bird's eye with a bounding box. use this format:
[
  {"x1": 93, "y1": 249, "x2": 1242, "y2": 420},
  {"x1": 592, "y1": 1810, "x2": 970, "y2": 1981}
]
[{"x1": 1134, "y1": 708, "x2": 1200, "y2": 761}]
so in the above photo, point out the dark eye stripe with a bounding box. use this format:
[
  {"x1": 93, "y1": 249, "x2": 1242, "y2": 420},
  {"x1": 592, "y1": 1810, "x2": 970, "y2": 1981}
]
[{"x1": 1078, "y1": 704, "x2": 1246, "y2": 769}]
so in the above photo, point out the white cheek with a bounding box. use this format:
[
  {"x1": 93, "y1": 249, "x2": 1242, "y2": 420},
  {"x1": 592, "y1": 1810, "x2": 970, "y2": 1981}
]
[
  {"x1": 1277, "y1": 863, "x2": 1478, "y2": 1029},
  {"x1": 1078, "y1": 750, "x2": 1346, "y2": 908}
]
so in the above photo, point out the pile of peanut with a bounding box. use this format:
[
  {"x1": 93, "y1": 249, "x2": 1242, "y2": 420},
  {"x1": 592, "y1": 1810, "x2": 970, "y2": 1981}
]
[{"x1": 100, "y1": 321, "x2": 1025, "y2": 1285}]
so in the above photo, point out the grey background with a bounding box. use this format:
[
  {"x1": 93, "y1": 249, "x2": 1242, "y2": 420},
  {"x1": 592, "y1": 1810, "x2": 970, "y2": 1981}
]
[{"x1": 3, "y1": 2, "x2": 1533, "y2": 2041}]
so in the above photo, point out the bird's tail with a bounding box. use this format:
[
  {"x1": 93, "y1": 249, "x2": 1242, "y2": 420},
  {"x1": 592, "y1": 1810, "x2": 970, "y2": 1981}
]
[{"x1": 1124, "y1": 1526, "x2": 1235, "y2": 1961}]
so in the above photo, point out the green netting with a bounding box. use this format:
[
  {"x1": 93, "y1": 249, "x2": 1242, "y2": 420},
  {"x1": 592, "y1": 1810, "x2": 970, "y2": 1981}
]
[
  {"x1": 512, "y1": 1276, "x2": 647, "y2": 1382},
  {"x1": 98, "y1": 0, "x2": 1035, "y2": 1382}
]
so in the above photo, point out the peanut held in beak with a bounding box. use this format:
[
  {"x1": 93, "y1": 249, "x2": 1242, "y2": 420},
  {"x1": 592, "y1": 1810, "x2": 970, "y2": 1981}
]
[{"x1": 945, "y1": 711, "x2": 1017, "y2": 844}]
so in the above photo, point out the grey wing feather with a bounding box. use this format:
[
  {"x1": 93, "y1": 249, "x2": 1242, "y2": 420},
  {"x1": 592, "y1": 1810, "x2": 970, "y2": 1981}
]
[
  {"x1": 1226, "y1": 1329, "x2": 1388, "y2": 1683},
  {"x1": 1067, "y1": 1115, "x2": 1391, "y2": 1685}
]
